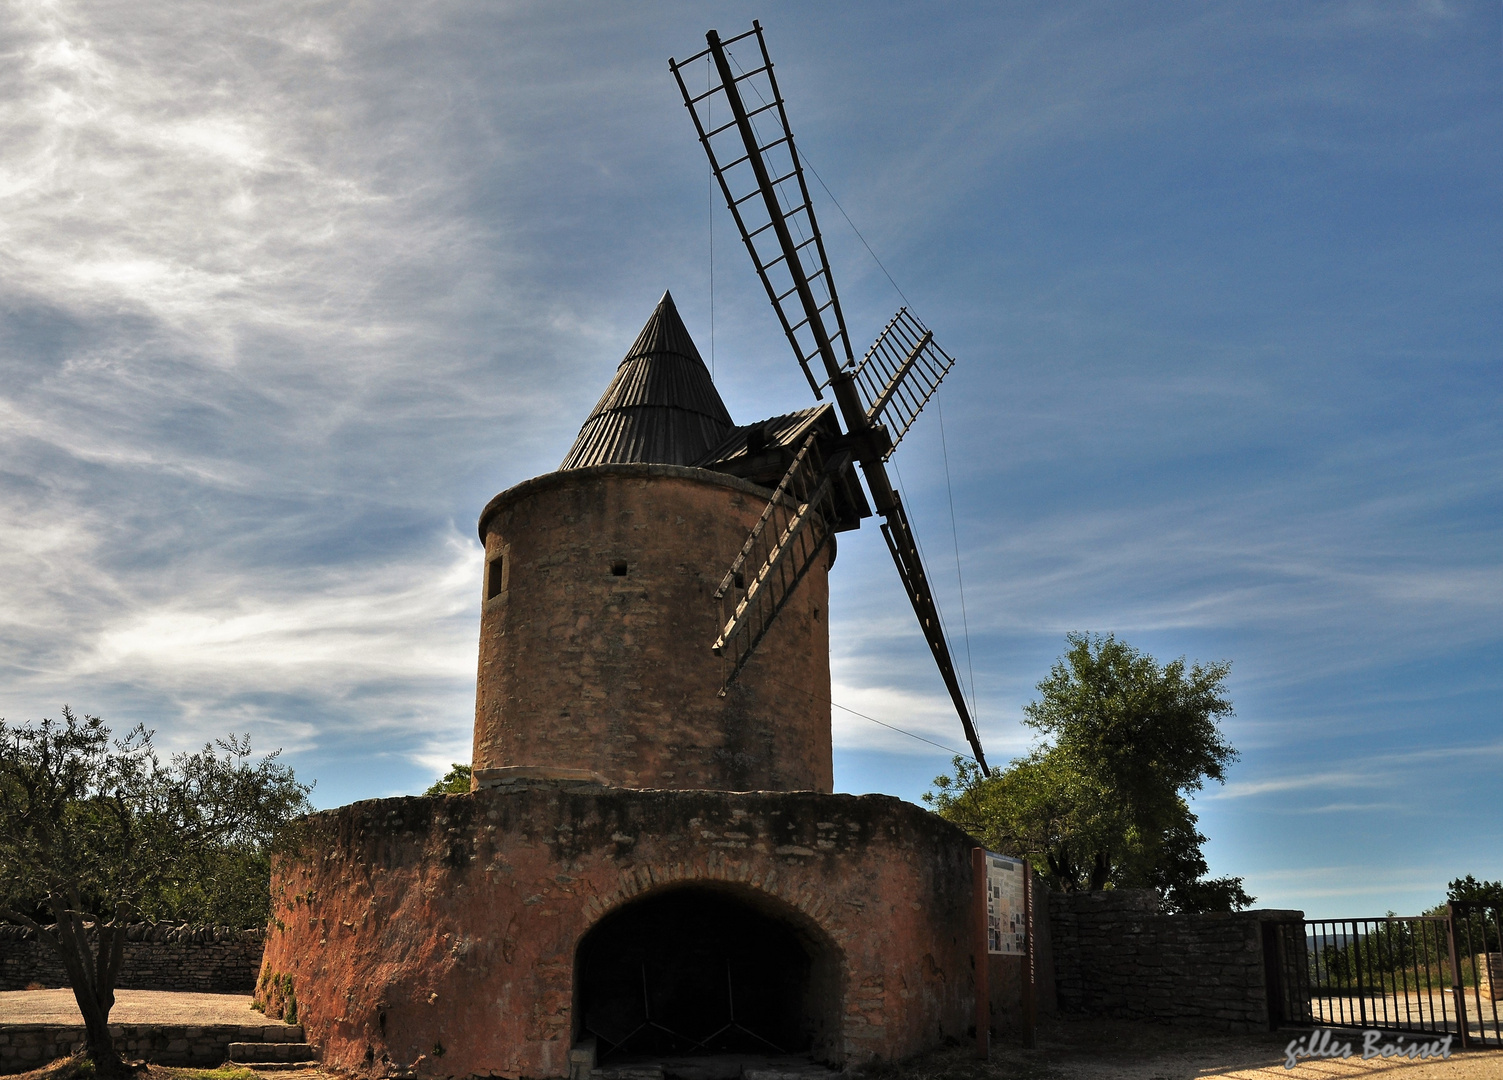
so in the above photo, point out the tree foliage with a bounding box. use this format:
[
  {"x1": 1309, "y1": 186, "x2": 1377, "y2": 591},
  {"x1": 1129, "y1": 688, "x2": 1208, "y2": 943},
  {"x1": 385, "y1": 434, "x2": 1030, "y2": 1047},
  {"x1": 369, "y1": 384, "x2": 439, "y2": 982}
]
[
  {"x1": 1447, "y1": 874, "x2": 1503, "y2": 906},
  {"x1": 425, "y1": 763, "x2": 472, "y2": 795},
  {"x1": 0, "y1": 708, "x2": 313, "y2": 1074},
  {"x1": 1443, "y1": 876, "x2": 1503, "y2": 955},
  {"x1": 927, "y1": 633, "x2": 1252, "y2": 913}
]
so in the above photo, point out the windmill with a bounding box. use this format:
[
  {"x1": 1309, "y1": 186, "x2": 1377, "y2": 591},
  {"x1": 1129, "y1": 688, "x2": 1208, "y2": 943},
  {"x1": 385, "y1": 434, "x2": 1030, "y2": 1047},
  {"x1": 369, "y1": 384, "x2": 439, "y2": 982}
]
[{"x1": 670, "y1": 22, "x2": 990, "y2": 773}]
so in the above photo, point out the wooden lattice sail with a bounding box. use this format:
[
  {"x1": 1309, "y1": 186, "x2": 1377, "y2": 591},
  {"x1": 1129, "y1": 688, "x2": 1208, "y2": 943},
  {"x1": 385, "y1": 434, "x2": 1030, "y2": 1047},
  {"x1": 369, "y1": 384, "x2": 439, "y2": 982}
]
[{"x1": 671, "y1": 22, "x2": 990, "y2": 773}]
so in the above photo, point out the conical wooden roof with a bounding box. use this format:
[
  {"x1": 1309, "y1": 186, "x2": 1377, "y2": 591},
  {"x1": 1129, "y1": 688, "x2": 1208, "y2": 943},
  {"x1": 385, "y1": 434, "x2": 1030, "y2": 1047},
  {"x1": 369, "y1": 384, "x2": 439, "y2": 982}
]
[{"x1": 560, "y1": 292, "x2": 734, "y2": 469}]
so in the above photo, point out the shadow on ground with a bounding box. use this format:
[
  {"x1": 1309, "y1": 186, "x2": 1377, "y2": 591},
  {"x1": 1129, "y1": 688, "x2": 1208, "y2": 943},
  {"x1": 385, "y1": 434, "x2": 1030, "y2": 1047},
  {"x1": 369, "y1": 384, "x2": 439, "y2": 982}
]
[
  {"x1": 861, "y1": 1017, "x2": 1503, "y2": 1080},
  {"x1": 9, "y1": 1018, "x2": 1503, "y2": 1080}
]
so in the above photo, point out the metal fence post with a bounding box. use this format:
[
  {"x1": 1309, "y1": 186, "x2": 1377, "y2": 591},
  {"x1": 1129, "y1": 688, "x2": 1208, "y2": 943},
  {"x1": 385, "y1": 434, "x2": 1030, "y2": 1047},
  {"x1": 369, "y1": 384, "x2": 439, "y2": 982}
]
[
  {"x1": 1260, "y1": 922, "x2": 1284, "y2": 1030},
  {"x1": 1354, "y1": 920, "x2": 1368, "y2": 1029},
  {"x1": 1447, "y1": 904, "x2": 1471, "y2": 1050}
]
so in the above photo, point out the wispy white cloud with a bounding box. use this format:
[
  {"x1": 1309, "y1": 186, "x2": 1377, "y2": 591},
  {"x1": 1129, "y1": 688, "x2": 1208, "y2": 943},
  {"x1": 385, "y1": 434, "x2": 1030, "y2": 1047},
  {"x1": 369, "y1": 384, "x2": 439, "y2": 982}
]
[
  {"x1": 1245, "y1": 863, "x2": 1456, "y2": 905},
  {"x1": 0, "y1": 1, "x2": 1496, "y2": 912},
  {"x1": 82, "y1": 535, "x2": 479, "y2": 686},
  {"x1": 1202, "y1": 739, "x2": 1503, "y2": 799}
]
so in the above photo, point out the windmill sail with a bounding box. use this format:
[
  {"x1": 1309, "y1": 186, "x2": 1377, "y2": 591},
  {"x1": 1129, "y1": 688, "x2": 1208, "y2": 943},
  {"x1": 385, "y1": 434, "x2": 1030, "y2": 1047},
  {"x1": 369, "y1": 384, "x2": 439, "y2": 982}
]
[
  {"x1": 713, "y1": 433, "x2": 846, "y2": 688},
  {"x1": 878, "y1": 496, "x2": 989, "y2": 773},
  {"x1": 670, "y1": 23, "x2": 854, "y2": 397},
  {"x1": 673, "y1": 23, "x2": 991, "y2": 773},
  {"x1": 854, "y1": 308, "x2": 957, "y2": 459}
]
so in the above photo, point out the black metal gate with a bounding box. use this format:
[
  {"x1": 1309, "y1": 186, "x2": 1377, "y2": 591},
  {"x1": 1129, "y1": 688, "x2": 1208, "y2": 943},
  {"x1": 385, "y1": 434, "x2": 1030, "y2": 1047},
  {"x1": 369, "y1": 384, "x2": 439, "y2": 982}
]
[{"x1": 1267, "y1": 904, "x2": 1503, "y2": 1048}]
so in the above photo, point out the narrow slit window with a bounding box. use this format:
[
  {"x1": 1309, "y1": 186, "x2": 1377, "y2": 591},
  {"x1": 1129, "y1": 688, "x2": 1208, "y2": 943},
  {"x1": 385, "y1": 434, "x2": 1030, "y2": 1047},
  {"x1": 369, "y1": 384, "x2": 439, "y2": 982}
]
[{"x1": 486, "y1": 554, "x2": 505, "y2": 600}]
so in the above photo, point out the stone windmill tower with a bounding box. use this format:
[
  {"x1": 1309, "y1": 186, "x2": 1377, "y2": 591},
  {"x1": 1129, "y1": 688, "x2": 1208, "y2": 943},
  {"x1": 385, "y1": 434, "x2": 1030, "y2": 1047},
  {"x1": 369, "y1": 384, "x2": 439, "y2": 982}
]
[
  {"x1": 475, "y1": 15, "x2": 1000, "y2": 797},
  {"x1": 470, "y1": 290, "x2": 846, "y2": 795},
  {"x1": 256, "y1": 286, "x2": 995, "y2": 1077},
  {"x1": 254, "y1": 25, "x2": 1010, "y2": 1080}
]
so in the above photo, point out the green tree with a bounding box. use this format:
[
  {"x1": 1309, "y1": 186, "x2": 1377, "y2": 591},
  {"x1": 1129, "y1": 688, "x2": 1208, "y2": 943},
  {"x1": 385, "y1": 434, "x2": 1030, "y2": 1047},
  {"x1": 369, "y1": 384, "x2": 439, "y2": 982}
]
[
  {"x1": 0, "y1": 709, "x2": 313, "y2": 1076},
  {"x1": 425, "y1": 763, "x2": 472, "y2": 795},
  {"x1": 1447, "y1": 875, "x2": 1503, "y2": 905},
  {"x1": 1446, "y1": 875, "x2": 1503, "y2": 953},
  {"x1": 1421, "y1": 876, "x2": 1503, "y2": 918},
  {"x1": 927, "y1": 633, "x2": 1252, "y2": 912},
  {"x1": 926, "y1": 749, "x2": 1129, "y2": 892}
]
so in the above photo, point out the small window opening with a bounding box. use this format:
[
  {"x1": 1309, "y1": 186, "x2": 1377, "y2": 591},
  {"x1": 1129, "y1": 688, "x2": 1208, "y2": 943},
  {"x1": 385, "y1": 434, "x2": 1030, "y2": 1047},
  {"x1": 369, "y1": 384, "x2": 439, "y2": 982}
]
[
  {"x1": 733, "y1": 570, "x2": 745, "y2": 589},
  {"x1": 812, "y1": 606, "x2": 820, "y2": 621},
  {"x1": 486, "y1": 554, "x2": 505, "y2": 600},
  {"x1": 611, "y1": 560, "x2": 629, "y2": 577}
]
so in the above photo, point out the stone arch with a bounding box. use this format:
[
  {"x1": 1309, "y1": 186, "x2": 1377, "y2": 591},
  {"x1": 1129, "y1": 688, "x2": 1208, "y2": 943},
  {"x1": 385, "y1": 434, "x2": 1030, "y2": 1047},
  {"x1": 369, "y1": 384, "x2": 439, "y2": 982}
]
[
  {"x1": 572, "y1": 877, "x2": 847, "y2": 1065},
  {"x1": 579, "y1": 857, "x2": 851, "y2": 946}
]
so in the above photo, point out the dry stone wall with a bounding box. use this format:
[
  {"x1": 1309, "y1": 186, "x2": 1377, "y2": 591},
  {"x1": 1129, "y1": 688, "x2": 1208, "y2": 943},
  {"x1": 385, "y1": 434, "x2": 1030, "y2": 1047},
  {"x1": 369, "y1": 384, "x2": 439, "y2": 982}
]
[
  {"x1": 1047, "y1": 889, "x2": 1303, "y2": 1031},
  {"x1": 0, "y1": 1022, "x2": 302, "y2": 1075},
  {"x1": 0, "y1": 924, "x2": 264, "y2": 993}
]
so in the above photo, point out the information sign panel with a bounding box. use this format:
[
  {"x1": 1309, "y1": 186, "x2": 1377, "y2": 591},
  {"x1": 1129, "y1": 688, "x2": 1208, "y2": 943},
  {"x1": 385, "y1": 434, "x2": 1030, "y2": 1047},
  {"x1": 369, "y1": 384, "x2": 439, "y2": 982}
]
[{"x1": 985, "y1": 852, "x2": 1027, "y2": 955}]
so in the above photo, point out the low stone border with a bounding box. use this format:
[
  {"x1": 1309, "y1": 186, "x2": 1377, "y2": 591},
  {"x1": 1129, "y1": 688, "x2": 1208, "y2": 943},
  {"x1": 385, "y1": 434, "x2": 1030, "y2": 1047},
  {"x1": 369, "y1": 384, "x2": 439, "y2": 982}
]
[{"x1": 0, "y1": 1023, "x2": 305, "y2": 1074}]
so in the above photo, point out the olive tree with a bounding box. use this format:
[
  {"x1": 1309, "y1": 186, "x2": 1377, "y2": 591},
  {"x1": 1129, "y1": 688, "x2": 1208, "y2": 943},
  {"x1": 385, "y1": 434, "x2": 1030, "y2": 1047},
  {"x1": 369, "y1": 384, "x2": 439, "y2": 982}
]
[
  {"x1": 928, "y1": 633, "x2": 1252, "y2": 912},
  {"x1": 0, "y1": 708, "x2": 312, "y2": 1075},
  {"x1": 424, "y1": 763, "x2": 472, "y2": 794}
]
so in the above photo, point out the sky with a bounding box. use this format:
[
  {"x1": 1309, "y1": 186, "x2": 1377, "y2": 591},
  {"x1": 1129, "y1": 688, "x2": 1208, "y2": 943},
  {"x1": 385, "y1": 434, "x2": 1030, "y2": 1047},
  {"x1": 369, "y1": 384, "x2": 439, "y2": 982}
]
[{"x1": 1, "y1": 0, "x2": 1498, "y2": 920}]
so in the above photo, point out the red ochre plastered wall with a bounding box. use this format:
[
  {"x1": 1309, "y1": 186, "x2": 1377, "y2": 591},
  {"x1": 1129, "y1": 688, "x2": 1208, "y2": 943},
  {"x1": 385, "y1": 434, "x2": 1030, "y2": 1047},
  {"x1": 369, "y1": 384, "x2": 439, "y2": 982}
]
[{"x1": 258, "y1": 783, "x2": 981, "y2": 1079}]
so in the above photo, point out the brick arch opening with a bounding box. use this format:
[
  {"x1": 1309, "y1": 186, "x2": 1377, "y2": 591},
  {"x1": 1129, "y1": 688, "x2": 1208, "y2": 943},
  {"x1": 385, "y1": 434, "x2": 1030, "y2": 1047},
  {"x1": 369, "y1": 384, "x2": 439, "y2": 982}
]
[{"x1": 573, "y1": 883, "x2": 845, "y2": 1065}]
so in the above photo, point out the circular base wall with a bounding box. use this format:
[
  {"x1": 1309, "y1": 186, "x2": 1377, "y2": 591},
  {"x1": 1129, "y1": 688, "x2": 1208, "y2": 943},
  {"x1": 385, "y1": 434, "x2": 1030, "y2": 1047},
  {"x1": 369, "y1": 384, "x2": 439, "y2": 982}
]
[{"x1": 257, "y1": 783, "x2": 981, "y2": 1079}]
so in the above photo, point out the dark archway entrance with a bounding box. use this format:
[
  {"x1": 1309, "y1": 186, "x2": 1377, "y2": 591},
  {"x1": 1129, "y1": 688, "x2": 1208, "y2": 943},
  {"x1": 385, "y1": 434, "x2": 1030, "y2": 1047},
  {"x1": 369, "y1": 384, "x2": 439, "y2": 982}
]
[{"x1": 574, "y1": 885, "x2": 843, "y2": 1064}]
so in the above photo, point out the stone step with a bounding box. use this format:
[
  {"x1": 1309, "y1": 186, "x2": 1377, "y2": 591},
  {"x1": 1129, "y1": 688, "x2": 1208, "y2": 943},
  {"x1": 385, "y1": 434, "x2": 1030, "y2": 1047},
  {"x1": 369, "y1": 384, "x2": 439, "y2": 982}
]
[
  {"x1": 228, "y1": 1041, "x2": 317, "y2": 1063},
  {"x1": 235, "y1": 1025, "x2": 306, "y2": 1043}
]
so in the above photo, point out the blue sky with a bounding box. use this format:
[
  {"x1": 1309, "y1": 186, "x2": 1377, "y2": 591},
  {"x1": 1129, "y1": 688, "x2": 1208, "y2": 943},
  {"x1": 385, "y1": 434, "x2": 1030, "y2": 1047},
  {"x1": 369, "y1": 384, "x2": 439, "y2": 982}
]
[{"x1": 0, "y1": 1, "x2": 1497, "y2": 919}]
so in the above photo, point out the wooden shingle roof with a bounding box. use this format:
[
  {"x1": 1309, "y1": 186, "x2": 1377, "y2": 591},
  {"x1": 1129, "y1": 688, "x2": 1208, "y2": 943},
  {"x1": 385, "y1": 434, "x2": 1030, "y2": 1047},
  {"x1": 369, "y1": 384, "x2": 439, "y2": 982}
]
[{"x1": 560, "y1": 292, "x2": 734, "y2": 470}]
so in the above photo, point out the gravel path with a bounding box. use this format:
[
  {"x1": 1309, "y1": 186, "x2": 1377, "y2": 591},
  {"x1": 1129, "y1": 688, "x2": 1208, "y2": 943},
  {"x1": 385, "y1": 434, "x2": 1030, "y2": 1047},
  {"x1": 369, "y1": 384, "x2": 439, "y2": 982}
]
[
  {"x1": 877, "y1": 1019, "x2": 1503, "y2": 1080},
  {"x1": 986, "y1": 1019, "x2": 1503, "y2": 1080},
  {"x1": 0, "y1": 990, "x2": 270, "y2": 1027}
]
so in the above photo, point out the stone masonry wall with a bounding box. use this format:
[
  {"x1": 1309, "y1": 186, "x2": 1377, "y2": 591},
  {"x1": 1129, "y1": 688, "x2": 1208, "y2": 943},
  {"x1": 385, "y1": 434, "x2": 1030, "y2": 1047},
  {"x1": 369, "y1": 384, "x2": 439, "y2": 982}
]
[
  {"x1": 0, "y1": 1022, "x2": 303, "y2": 1075},
  {"x1": 259, "y1": 782, "x2": 982, "y2": 1080},
  {"x1": 473, "y1": 466, "x2": 834, "y2": 794},
  {"x1": 1048, "y1": 890, "x2": 1304, "y2": 1031},
  {"x1": 0, "y1": 925, "x2": 265, "y2": 993}
]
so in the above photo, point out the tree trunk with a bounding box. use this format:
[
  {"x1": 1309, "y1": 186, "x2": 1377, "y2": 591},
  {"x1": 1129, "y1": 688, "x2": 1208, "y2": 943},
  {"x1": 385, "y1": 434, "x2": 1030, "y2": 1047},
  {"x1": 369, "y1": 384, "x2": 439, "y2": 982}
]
[
  {"x1": 1046, "y1": 846, "x2": 1074, "y2": 892},
  {"x1": 2, "y1": 900, "x2": 135, "y2": 1076},
  {"x1": 1087, "y1": 849, "x2": 1112, "y2": 892},
  {"x1": 4, "y1": 897, "x2": 137, "y2": 1075},
  {"x1": 48, "y1": 899, "x2": 129, "y2": 1076}
]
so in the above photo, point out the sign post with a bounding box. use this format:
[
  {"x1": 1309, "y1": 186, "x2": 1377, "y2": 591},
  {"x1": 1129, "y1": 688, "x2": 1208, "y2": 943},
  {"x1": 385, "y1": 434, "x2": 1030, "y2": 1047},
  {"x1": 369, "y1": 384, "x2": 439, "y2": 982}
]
[
  {"x1": 1021, "y1": 863, "x2": 1037, "y2": 1048},
  {"x1": 972, "y1": 847, "x2": 989, "y2": 1059},
  {"x1": 979, "y1": 850, "x2": 1035, "y2": 1049}
]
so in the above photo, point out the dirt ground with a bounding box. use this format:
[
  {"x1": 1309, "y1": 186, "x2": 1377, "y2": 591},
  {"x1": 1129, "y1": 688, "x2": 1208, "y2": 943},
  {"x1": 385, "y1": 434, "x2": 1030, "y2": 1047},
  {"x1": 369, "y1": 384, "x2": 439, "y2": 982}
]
[
  {"x1": 968, "y1": 1017, "x2": 1503, "y2": 1080},
  {"x1": 8, "y1": 1017, "x2": 1503, "y2": 1080},
  {"x1": 0, "y1": 990, "x2": 266, "y2": 1027}
]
